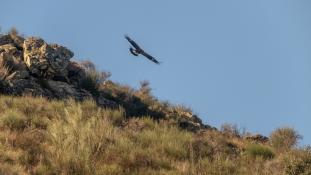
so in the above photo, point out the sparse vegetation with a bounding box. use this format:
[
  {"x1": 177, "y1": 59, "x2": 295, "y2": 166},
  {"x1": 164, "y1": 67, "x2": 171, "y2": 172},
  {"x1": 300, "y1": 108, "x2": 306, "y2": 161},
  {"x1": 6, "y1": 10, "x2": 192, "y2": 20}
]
[
  {"x1": 0, "y1": 62, "x2": 11, "y2": 81},
  {"x1": 79, "y1": 61, "x2": 111, "y2": 95},
  {"x1": 270, "y1": 127, "x2": 302, "y2": 152},
  {"x1": 284, "y1": 147, "x2": 311, "y2": 175},
  {"x1": 221, "y1": 123, "x2": 241, "y2": 137},
  {"x1": 0, "y1": 93, "x2": 309, "y2": 175}
]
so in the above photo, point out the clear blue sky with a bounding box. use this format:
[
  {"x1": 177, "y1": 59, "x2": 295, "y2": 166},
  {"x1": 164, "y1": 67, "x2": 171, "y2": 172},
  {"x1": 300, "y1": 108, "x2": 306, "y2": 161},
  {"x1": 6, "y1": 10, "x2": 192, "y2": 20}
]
[{"x1": 1, "y1": 0, "x2": 310, "y2": 145}]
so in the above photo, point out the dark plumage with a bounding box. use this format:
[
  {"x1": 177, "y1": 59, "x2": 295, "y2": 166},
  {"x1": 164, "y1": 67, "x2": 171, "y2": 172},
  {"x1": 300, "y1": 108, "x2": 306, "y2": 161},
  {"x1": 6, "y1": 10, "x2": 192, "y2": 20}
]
[{"x1": 125, "y1": 35, "x2": 160, "y2": 64}]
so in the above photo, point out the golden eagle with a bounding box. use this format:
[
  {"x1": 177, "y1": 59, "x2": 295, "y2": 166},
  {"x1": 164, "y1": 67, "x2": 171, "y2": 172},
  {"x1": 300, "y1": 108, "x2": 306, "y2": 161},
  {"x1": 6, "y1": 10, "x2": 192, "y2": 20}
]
[{"x1": 125, "y1": 35, "x2": 160, "y2": 64}]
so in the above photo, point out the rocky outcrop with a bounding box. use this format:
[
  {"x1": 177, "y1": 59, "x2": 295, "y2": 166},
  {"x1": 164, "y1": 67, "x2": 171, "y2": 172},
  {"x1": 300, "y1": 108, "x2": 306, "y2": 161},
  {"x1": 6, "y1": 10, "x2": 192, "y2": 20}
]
[
  {"x1": 244, "y1": 134, "x2": 269, "y2": 143},
  {"x1": 0, "y1": 33, "x2": 113, "y2": 106},
  {"x1": 0, "y1": 31, "x2": 213, "y2": 133},
  {"x1": 178, "y1": 115, "x2": 215, "y2": 132},
  {"x1": 23, "y1": 37, "x2": 73, "y2": 78},
  {"x1": 0, "y1": 34, "x2": 22, "y2": 47},
  {"x1": 0, "y1": 43, "x2": 29, "y2": 79},
  {"x1": 165, "y1": 106, "x2": 214, "y2": 132}
]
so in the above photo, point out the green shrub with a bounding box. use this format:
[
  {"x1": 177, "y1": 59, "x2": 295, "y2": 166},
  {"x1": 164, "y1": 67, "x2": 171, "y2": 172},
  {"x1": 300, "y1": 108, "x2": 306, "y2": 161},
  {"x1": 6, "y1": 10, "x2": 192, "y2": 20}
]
[
  {"x1": 270, "y1": 127, "x2": 302, "y2": 152},
  {"x1": 245, "y1": 144, "x2": 274, "y2": 159}
]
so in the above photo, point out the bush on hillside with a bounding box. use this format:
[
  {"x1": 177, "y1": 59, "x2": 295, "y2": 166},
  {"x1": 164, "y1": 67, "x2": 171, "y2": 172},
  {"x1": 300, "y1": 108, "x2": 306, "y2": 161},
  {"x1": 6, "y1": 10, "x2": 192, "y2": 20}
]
[
  {"x1": 221, "y1": 123, "x2": 241, "y2": 137},
  {"x1": 270, "y1": 127, "x2": 302, "y2": 152},
  {"x1": 245, "y1": 144, "x2": 274, "y2": 160},
  {"x1": 79, "y1": 61, "x2": 111, "y2": 95}
]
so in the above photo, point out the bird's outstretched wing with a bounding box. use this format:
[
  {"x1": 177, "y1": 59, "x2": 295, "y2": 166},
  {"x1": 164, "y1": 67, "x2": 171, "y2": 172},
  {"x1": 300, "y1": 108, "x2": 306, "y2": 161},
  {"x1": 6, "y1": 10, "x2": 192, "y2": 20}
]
[
  {"x1": 141, "y1": 51, "x2": 160, "y2": 64},
  {"x1": 125, "y1": 35, "x2": 141, "y2": 50}
]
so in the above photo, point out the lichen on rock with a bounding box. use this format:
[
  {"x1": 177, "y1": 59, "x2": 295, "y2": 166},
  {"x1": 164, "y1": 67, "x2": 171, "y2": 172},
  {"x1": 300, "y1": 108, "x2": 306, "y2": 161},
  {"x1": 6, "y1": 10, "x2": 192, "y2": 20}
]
[{"x1": 23, "y1": 37, "x2": 73, "y2": 78}]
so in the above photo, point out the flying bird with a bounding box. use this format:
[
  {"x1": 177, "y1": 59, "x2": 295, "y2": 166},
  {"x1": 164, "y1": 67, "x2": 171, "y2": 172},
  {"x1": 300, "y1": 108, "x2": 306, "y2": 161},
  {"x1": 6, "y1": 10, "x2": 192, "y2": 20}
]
[{"x1": 125, "y1": 35, "x2": 160, "y2": 64}]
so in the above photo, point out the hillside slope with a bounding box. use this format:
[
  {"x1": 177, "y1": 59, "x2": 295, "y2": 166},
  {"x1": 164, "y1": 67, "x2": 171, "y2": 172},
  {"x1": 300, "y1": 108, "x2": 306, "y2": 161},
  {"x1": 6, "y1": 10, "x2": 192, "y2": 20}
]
[{"x1": 0, "y1": 30, "x2": 310, "y2": 175}]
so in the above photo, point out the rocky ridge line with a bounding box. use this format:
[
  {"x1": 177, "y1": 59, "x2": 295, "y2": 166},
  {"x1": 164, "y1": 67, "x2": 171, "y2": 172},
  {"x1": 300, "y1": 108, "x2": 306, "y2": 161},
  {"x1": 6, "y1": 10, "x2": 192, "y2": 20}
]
[{"x1": 0, "y1": 32, "x2": 214, "y2": 132}]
